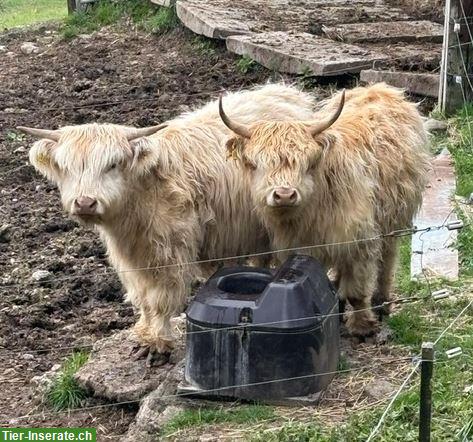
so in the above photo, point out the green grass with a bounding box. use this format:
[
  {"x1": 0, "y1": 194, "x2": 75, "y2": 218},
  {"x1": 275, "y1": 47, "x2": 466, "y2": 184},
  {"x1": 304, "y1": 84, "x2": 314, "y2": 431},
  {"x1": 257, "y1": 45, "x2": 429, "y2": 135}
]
[
  {"x1": 236, "y1": 55, "x2": 260, "y2": 74},
  {"x1": 60, "y1": 0, "x2": 179, "y2": 40},
  {"x1": 142, "y1": 6, "x2": 179, "y2": 34},
  {"x1": 47, "y1": 351, "x2": 89, "y2": 410},
  {"x1": 0, "y1": 0, "x2": 67, "y2": 30},
  {"x1": 191, "y1": 36, "x2": 219, "y2": 56},
  {"x1": 162, "y1": 404, "x2": 276, "y2": 436}
]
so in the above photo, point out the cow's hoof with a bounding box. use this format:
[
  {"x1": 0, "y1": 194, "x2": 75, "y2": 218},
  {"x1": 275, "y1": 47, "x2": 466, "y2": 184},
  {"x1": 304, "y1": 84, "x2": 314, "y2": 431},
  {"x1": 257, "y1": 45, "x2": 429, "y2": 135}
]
[
  {"x1": 372, "y1": 303, "x2": 392, "y2": 321},
  {"x1": 146, "y1": 349, "x2": 171, "y2": 367},
  {"x1": 131, "y1": 345, "x2": 171, "y2": 367},
  {"x1": 132, "y1": 344, "x2": 150, "y2": 360},
  {"x1": 346, "y1": 313, "x2": 380, "y2": 338},
  {"x1": 371, "y1": 293, "x2": 393, "y2": 320}
]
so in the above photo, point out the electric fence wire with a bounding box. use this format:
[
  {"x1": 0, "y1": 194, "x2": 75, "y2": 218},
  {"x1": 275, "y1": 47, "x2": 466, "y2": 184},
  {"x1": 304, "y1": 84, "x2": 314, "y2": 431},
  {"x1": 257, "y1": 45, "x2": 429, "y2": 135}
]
[{"x1": 0, "y1": 223, "x2": 461, "y2": 291}]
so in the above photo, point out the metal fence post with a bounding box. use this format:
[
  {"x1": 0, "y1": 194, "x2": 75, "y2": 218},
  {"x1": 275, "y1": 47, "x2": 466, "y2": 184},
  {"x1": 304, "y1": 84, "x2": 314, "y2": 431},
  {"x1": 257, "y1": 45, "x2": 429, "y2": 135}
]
[{"x1": 419, "y1": 342, "x2": 435, "y2": 442}]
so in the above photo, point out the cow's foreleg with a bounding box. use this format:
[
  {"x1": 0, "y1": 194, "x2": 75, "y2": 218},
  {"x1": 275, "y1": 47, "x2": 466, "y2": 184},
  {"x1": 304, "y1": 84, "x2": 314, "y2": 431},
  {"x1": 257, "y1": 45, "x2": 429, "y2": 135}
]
[
  {"x1": 143, "y1": 269, "x2": 190, "y2": 365},
  {"x1": 371, "y1": 237, "x2": 398, "y2": 318},
  {"x1": 339, "y1": 255, "x2": 380, "y2": 337}
]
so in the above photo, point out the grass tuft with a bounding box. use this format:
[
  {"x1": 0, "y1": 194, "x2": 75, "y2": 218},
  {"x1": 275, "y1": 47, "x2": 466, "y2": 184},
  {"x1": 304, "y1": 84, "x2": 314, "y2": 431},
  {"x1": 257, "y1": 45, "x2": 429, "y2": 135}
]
[
  {"x1": 162, "y1": 404, "x2": 275, "y2": 436},
  {"x1": 192, "y1": 36, "x2": 219, "y2": 56},
  {"x1": 47, "y1": 351, "x2": 89, "y2": 410},
  {"x1": 142, "y1": 7, "x2": 179, "y2": 34},
  {"x1": 60, "y1": 0, "x2": 179, "y2": 40},
  {"x1": 236, "y1": 55, "x2": 259, "y2": 74}
]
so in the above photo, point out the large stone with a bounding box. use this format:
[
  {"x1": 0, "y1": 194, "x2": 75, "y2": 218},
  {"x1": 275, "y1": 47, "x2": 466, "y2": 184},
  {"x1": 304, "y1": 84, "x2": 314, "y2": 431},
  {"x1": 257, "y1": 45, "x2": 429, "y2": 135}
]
[
  {"x1": 323, "y1": 20, "x2": 443, "y2": 44},
  {"x1": 364, "y1": 379, "x2": 396, "y2": 400},
  {"x1": 226, "y1": 32, "x2": 390, "y2": 75},
  {"x1": 150, "y1": 0, "x2": 175, "y2": 6},
  {"x1": 360, "y1": 69, "x2": 440, "y2": 97},
  {"x1": 20, "y1": 42, "x2": 40, "y2": 55},
  {"x1": 411, "y1": 149, "x2": 459, "y2": 281},
  {"x1": 75, "y1": 321, "x2": 186, "y2": 402},
  {"x1": 176, "y1": 0, "x2": 412, "y2": 40}
]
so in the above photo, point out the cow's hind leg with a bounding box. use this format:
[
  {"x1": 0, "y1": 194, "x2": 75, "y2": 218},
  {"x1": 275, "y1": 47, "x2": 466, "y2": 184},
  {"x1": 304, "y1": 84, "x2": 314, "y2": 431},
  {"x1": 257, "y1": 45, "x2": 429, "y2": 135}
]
[
  {"x1": 339, "y1": 257, "x2": 380, "y2": 337},
  {"x1": 371, "y1": 237, "x2": 398, "y2": 319}
]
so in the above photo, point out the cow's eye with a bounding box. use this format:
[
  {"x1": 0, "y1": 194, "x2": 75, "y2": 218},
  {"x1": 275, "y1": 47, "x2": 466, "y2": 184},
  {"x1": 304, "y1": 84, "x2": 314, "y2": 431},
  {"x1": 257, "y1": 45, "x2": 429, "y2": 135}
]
[
  {"x1": 107, "y1": 163, "x2": 118, "y2": 172},
  {"x1": 243, "y1": 158, "x2": 256, "y2": 170}
]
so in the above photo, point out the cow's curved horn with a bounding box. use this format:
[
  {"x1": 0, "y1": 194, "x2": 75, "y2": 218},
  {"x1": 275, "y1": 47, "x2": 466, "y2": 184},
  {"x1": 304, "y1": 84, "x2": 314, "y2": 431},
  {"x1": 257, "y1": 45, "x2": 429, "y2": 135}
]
[
  {"x1": 17, "y1": 126, "x2": 61, "y2": 141},
  {"x1": 219, "y1": 95, "x2": 252, "y2": 139},
  {"x1": 125, "y1": 124, "x2": 167, "y2": 141},
  {"x1": 308, "y1": 89, "x2": 345, "y2": 137}
]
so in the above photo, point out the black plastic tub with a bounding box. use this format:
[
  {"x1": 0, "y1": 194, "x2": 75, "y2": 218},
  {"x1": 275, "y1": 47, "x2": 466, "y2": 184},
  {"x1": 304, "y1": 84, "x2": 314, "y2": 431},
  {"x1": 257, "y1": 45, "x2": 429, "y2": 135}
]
[{"x1": 185, "y1": 254, "x2": 339, "y2": 400}]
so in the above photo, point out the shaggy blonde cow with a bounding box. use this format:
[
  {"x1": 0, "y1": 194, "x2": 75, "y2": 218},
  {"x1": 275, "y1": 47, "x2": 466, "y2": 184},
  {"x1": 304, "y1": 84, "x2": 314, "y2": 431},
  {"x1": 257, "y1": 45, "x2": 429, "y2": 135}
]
[
  {"x1": 219, "y1": 83, "x2": 430, "y2": 337},
  {"x1": 20, "y1": 84, "x2": 315, "y2": 364}
]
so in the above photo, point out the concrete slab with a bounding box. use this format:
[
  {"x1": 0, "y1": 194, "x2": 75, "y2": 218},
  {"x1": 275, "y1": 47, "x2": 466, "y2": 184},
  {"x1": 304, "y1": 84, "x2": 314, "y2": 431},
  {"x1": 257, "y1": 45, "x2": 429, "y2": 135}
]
[
  {"x1": 150, "y1": 0, "x2": 174, "y2": 7},
  {"x1": 176, "y1": 0, "x2": 413, "y2": 40},
  {"x1": 360, "y1": 70, "x2": 439, "y2": 97},
  {"x1": 365, "y1": 42, "x2": 442, "y2": 71},
  {"x1": 226, "y1": 32, "x2": 390, "y2": 75},
  {"x1": 411, "y1": 149, "x2": 459, "y2": 281},
  {"x1": 323, "y1": 20, "x2": 444, "y2": 44}
]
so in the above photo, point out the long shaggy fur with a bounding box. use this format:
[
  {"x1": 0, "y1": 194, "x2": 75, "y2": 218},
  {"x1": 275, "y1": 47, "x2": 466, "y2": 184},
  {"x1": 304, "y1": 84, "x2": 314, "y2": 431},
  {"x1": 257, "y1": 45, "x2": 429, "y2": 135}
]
[
  {"x1": 225, "y1": 83, "x2": 431, "y2": 336},
  {"x1": 27, "y1": 83, "x2": 315, "y2": 352}
]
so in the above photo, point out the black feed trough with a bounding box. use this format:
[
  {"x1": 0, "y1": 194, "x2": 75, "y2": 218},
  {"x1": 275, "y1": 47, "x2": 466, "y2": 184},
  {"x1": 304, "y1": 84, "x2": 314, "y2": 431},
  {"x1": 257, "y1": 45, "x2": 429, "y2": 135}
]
[{"x1": 182, "y1": 255, "x2": 340, "y2": 402}]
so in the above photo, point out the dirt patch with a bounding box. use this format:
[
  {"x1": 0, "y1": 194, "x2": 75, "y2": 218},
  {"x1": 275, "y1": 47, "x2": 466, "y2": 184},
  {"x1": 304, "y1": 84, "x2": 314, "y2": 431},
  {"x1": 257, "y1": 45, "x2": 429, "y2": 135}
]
[{"x1": 0, "y1": 24, "x2": 277, "y2": 439}]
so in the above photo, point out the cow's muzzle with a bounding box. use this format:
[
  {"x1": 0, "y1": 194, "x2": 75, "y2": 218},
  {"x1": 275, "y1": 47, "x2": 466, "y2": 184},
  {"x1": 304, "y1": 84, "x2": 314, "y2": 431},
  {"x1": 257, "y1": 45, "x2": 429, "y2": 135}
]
[
  {"x1": 73, "y1": 196, "x2": 98, "y2": 216},
  {"x1": 268, "y1": 186, "x2": 300, "y2": 207}
]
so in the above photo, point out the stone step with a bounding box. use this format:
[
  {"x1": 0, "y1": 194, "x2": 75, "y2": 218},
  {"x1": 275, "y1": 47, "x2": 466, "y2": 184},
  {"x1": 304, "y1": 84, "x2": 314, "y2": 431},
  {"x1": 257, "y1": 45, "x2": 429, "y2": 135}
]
[
  {"x1": 411, "y1": 149, "x2": 459, "y2": 281},
  {"x1": 360, "y1": 69, "x2": 440, "y2": 97},
  {"x1": 150, "y1": 0, "x2": 174, "y2": 7},
  {"x1": 323, "y1": 20, "x2": 444, "y2": 44},
  {"x1": 176, "y1": 0, "x2": 413, "y2": 40},
  {"x1": 227, "y1": 31, "x2": 440, "y2": 76}
]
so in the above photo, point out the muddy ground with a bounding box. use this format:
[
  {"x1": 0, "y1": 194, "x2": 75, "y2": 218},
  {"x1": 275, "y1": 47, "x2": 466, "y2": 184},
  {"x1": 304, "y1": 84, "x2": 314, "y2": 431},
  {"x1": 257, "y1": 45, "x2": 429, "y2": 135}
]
[{"x1": 0, "y1": 20, "x2": 436, "y2": 441}]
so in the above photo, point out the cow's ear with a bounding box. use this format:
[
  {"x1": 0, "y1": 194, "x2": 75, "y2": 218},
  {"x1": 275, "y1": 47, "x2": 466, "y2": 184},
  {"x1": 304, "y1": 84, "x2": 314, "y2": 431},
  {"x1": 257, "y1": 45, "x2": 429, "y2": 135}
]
[
  {"x1": 128, "y1": 137, "x2": 162, "y2": 174},
  {"x1": 29, "y1": 139, "x2": 61, "y2": 182},
  {"x1": 225, "y1": 136, "x2": 246, "y2": 161}
]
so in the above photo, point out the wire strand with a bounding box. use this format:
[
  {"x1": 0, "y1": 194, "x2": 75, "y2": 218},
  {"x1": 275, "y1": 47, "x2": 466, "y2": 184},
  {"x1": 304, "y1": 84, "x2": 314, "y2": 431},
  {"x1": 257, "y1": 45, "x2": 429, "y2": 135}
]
[
  {"x1": 4, "y1": 358, "x2": 412, "y2": 422},
  {"x1": 0, "y1": 224, "x2": 453, "y2": 291}
]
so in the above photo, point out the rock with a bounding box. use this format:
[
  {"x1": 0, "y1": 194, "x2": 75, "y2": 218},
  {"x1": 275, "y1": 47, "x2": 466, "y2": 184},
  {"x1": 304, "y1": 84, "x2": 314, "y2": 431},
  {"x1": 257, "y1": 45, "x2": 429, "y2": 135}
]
[
  {"x1": 22, "y1": 353, "x2": 35, "y2": 360},
  {"x1": 41, "y1": 36, "x2": 54, "y2": 44},
  {"x1": 120, "y1": 427, "x2": 154, "y2": 442},
  {"x1": 323, "y1": 20, "x2": 443, "y2": 44},
  {"x1": 14, "y1": 146, "x2": 27, "y2": 153},
  {"x1": 360, "y1": 70, "x2": 439, "y2": 98},
  {"x1": 364, "y1": 379, "x2": 396, "y2": 400},
  {"x1": 467, "y1": 193, "x2": 473, "y2": 205},
  {"x1": 226, "y1": 32, "x2": 389, "y2": 76},
  {"x1": 176, "y1": 0, "x2": 412, "y2": 40},
  {"x1": 74, "y1": 326, "x2": 186, "y2": 402},
  {"x1": 20, "y1": 42, "x2": 40, "y2": 55},
  {"x1": 30, "y1": 363, "x2": 62, "y2": 404},
  {"x1": 0, "y1": 224, "x2": 12, "y2": 243},
  {"x1": 423, "y1": 118, "x2": 448, "y2": 132},
  {"x1": 0, "y1": 45, "x2": 7, "y2": 53},
  {"x1": 31, "y1": 270, "x2": 52, "y2": 282},
  {"x1": 150, "y1": 0, "x2": 175, "y2": 6}
]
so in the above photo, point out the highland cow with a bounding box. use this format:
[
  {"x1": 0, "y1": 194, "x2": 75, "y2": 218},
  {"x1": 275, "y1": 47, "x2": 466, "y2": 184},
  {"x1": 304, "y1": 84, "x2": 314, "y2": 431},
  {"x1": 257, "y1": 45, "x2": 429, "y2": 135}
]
[{"x1": 219, "y1": 83, "x2": 430, "y2": 336}]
